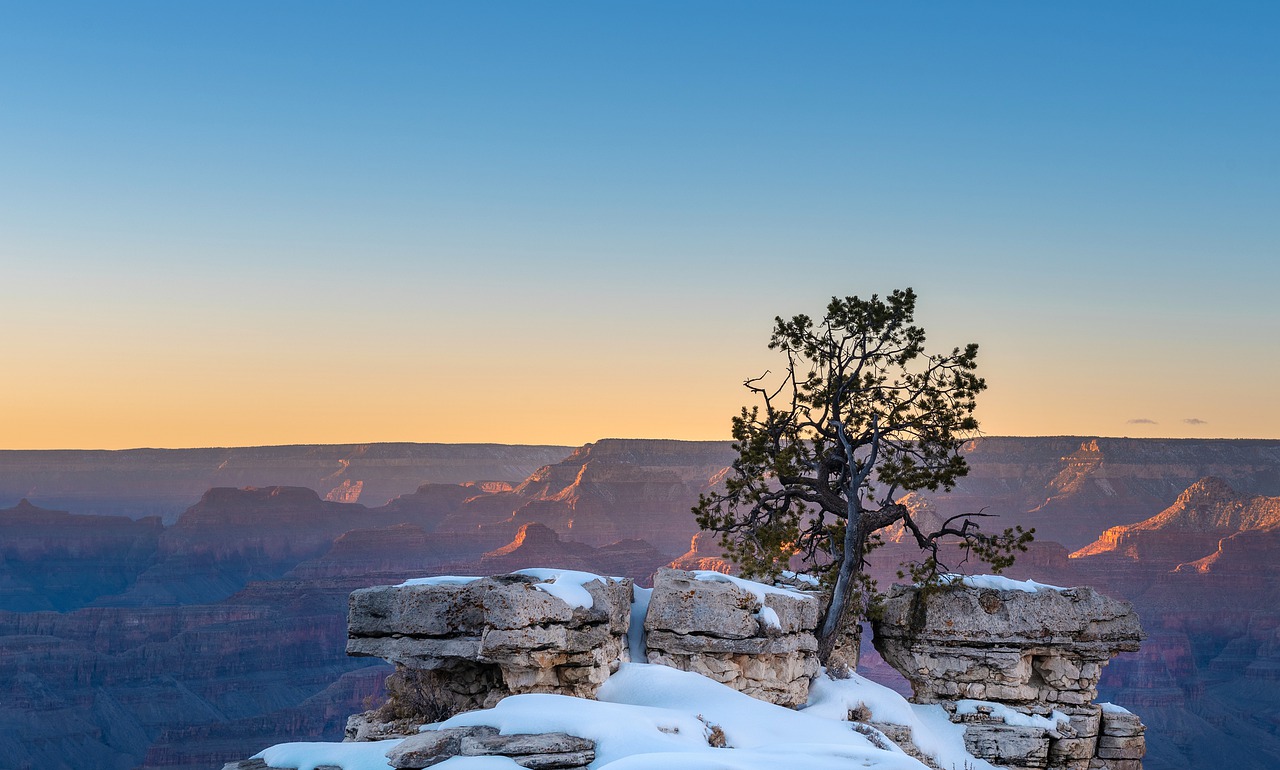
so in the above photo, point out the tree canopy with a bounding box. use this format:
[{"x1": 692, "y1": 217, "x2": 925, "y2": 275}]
[{"x1": 694, "y1": 288, "x2": 1031, "y2": 671}]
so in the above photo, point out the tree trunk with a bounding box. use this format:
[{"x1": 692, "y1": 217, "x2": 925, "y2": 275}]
[
  {"x1": 822, "y1": 599, "x2": 863, "y2": 678},
  {"x1": 817, "y1": 505, "x2": 866, "y2": 674}
]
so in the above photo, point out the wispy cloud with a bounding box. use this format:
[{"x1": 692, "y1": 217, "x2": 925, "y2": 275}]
[
  {"x1": 1127, "y1": 418, "x2": 1158, "y2": 425},
  {"x1": 1183, "y1": 418, "x2": 1208, "y2": 425}
]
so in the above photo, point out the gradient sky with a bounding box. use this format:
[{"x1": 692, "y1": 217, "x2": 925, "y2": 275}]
[{"x1": 2, "y1": 2, "x2": 1278, "y2": 449}]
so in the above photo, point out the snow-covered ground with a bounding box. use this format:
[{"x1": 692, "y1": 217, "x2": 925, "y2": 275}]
[{"x1": 257, "y1": 663, "x2": 1002, "y2": 770}]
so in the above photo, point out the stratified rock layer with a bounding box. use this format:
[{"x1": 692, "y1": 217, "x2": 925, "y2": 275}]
[
  {"x1": 347, "y1": 573, "x2": 631, "y2": 720},
  {"x1": 873, "y1": 581, "x2": 1146, "y2": 770},
  {"x1": 643, "y1": 568, "x2": 821, "y2": 707}
]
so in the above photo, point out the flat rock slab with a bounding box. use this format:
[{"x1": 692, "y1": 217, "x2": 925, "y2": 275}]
[
  {"x1": 388, "y1": 727, "x2": 596, "y2": 770},
  {"x1": 460, "y1": 731, "x2": 595, "y2": 755},
  {"x1": 386, "y1": 728, "x2": 470, "y2": 768},
  {"x1": 874, "y1": 583, "x2": 1144, "y2": 649},
  {"x1": 963, "y1": 723, "x2": 1051, "y2": 768}
]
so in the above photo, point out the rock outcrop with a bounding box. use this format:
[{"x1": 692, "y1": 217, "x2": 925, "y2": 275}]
[
  {"x1": 1072, "y1": 477, "x2": 1280, "y2": 565},
  {"x1": 0, "y1": 443, "x2": 573, "y2": 522},
  {"x1": 643, "y1": 568, "x2": 821, "y2": 707},
  {"x1": 668, "y1": 531, "x2": 734, "y2": 574},
  {"x1": 508, "y1": 439, "x2": 736, "y2": 553},
  {"x1": 873, "y1": 579, "x2": 1146, "y2": 770},
  {"x1": 385, "y1": 727, "x2": 594, "y2": 770},
  {"x1": 347, "y1": 572, "x2": 632, "y2": 721}
]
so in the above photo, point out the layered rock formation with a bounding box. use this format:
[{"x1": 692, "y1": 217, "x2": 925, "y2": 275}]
[
  {"x1": 347, "y1": 572, "x2": 632, "y2": 721},
  {"x1": 668, "y1": 531, "x2": 734, "y2": 573},
  {"x1": 912, "y1": 438, "x2": 1280, "y2": 550},
  {"x1": 0, "y1": 499, "x2": 162, "y2": 611},
  {"x1": 643, "y1": 568, "x2": 821, "y2": 707},
  {"x1": 507, "y1": 439, "x2": 736, "y2": 553},
  {"x1": 0, "y1": 443, "x2": 572, "y2": 521},
  {"x1": 873, "y1": 580, "x2": 1146, "y2": 770},
  {"x1": 1073, "y1": 476, "x2": 1280, "y2": 564}
]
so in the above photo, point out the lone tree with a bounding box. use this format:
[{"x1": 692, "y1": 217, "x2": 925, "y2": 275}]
[{"x1": 694, "y1": 288, "x2": 1031, "y2": 672}]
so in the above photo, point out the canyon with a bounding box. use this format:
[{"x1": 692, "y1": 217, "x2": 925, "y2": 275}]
[{"x1": 3, "y1": 437, "x2": 1280, "y2": 770}]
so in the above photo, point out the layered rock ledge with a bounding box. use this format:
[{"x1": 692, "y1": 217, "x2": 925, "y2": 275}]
[
  {"x1": 346, "y1": 570, "x2": 631, "y2": 720},
  {"x1": 643, "y1": 567, "x2": 821, "y2": 707},
  {"x1": 871, "y1": 576, "x2": 1146, "y2": 770}
]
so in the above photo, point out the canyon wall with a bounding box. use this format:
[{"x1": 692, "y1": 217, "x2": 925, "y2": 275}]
[{"x1": 3, "y1": 437, "x2": 1280, "y2": 769}]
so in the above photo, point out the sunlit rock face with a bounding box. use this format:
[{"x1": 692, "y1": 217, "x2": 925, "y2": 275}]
[
  {"x1": 873, "y1": 581, "x2": 1146, "y2": 770},
  {"x1": 668, "y1": 531, "x2": 735, "y2": 574},
  {"x1": 912, "y1": 438, "x2": 1280, "y2": 550},
  {"x1": 508, "y1": 439, "x2": 736, "y2": 553},
  {"x1": 1073, "y1": 476, "x2": 1280, "y2": 564}
]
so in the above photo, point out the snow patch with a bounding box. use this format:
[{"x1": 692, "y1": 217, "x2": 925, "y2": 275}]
[
  {"x1": 938, "y1": 573, "x2": 1066, "y2": 593},
  {"x1": 513, "y1": 568, "x2": 610, "y2": 610},
  {"x1": 256, "y1": 739, "x2": 400, "y2": 770},
  {"x1": 629, "y1": 586, "x2": 652, "y2": 662},
  {"x1": 399, "y1": 575, "x2": 480, "y2": 587},
  {"x1": 954, "y1": 700, "x2": 1068, "y2": 734},
  {"x1": 691, "y1": 570, "x2": 813, "y2": 630},
  {"x1": 781, "y1": 570, "x2": 821, "y2": 586},
  {"x1": 690, "y1": 570, "x2": 813, "y2": 601},
  {"x1": 1100, "y1": 702, "x2": 1132, "y2": 715}
]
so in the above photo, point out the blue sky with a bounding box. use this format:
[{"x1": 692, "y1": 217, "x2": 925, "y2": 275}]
[{"x1": 2, "y1": 2, "x2": 1277, "y2": 447}]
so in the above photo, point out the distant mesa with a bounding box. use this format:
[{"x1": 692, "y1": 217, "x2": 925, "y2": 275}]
[
  {"x1": 668, "y1": 531, "x2": 733, "y2": 574},
  {"x1": 1071, "y1": 476, "x2": 1280, "y2": 564}
]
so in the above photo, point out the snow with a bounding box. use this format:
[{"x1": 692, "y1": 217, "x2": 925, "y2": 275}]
[
  {"x1": 513, "y1": 568, "x2": 612, "y2": 610},
  {"x1": 781, "y1": 570, "x2": 821, "y2": 586},
  {"x1": 256, "y1": 739, "x2": 400, "y2": 770},
  {"x1": 256, "y1": 664, "x2": 1012, "y2": 770},
  {"x1": 690, "y1": 570, "x2": 814, "y2": 630},
  {"x1": 691, "y1": 570, "x2": 812, "y2": 600},
  {"x1": 954, "y1": 700, "x2": 1068, "y2": 735},
  {"x1": 938, "y1": 573, "x2": 1066, "y2": 593},
  {"x1": 398, "y1": 570, "x2": 618, "y2": 610},
  {"x1": 628, "y1": 585, "x2": 652, "y2": 662},
  {"x1": 399, "y1": 575, "x2": 480, "y2": 587},
  {"x1": 1100, "y1": 702, "x2": 1132, "y2": 715},
  {"x1": 438, "y1": 664, "x2": 926, "y2": 770},
  {"x1": 756, "y1": 606, "x2": 781, "y2": 629},
  {"x1": 804, "y1": 672, "x2": 1000, "y2": 770}
]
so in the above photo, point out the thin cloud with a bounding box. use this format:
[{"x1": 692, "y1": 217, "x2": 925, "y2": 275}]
[
  {"x1": 1127, "y1": 418, "x2": 1158, "y2": 425},
  {"x1": 1183, "y1": 418, "x2": 1208, "y2": 425}
]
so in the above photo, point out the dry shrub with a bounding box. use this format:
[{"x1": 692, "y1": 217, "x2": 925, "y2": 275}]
[{"x1": 376, "y1": 668, "x2": 460, "y2": 724}]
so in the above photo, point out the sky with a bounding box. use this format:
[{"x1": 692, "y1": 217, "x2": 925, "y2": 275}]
[{"x1": 2, "y1": 2, "x2": 1277, "y2": 449}]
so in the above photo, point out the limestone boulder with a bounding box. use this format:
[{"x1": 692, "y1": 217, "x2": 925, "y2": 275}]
[
  {"x1": 871, "y1": 580, "x2": 1147, "y2": 770},
  {"x1": 348, "y1": 572, "x2": 632, "y2": 723},
  {"x1": 643, "y1": 568, "x2": 821, "y2": 707},
  {"x1": 872, "y1": 582, "x2": 1143, "y2": 707}
]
